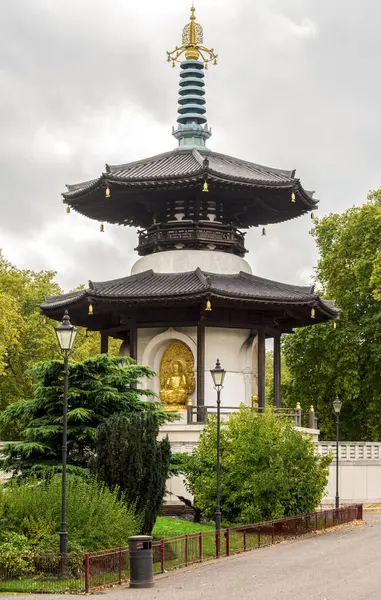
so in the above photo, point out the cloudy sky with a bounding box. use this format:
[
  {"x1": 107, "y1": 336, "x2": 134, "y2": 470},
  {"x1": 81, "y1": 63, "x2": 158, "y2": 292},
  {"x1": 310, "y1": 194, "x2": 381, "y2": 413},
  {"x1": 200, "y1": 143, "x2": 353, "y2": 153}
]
[{"x1": 1, "y1": 0, "x2": 380, "y2": 292}]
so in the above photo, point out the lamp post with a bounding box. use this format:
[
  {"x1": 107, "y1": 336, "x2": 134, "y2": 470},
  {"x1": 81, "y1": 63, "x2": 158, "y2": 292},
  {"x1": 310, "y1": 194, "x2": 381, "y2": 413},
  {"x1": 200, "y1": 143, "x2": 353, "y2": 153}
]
[
  {"x1": 210, "y1": 359, "x2": 226, "y2": 557},
  {"x1": 54, "y1": 311, "x2": 77, "y2": 564},
  {"x1": 333, "y1": 396, "x2": 342, "y2": 510}
]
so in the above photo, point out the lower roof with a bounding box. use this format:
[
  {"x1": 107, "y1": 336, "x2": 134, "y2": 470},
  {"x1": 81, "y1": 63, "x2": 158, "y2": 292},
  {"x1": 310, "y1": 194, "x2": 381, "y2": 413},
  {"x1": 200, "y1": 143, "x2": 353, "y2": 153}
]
[{"x1": 41, "y1": 268, "x2": 339, "y2": 331}]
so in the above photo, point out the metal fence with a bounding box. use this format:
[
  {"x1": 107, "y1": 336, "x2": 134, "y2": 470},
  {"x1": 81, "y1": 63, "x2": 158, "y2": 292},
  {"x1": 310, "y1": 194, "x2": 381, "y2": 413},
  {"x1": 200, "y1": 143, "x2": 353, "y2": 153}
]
[{"x1": 0, "y1": 505, "x2": 362, "y2": 593}]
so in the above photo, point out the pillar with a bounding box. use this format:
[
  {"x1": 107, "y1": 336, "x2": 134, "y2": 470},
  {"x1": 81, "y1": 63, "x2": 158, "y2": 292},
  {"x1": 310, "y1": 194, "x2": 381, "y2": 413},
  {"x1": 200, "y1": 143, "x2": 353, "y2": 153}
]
[
  {"x1": 129, "y1": 321, "x2": 138, "y2": 361},
  {"x1": 197, "y1": 315, "x2": 205, "y2": 420},
  {"x1": 274, "y1": 334, "x2": 281, "y2": 409},
  {"x1": 257, "y1": 329, "x2": 266, "y2": 411},
  {"x1": 100, "y1": 333, "x2": 108, "y2": 355}
]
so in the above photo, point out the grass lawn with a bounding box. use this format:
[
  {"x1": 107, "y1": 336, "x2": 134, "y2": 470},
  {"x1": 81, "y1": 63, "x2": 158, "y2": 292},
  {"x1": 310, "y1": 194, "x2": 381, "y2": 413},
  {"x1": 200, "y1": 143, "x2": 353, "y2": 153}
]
[{"x1": 153, "y1": 516, "x2": 214, "y2": 539}]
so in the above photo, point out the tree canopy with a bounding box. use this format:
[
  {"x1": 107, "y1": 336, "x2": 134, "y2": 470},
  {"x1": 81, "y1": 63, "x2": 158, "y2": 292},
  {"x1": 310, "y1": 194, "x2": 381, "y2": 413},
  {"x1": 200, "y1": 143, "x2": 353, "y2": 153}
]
[
  {"x1": 0, "y1": 250, "x2": 120, "y2": 424},
  {"x1": 0, "y1": 354, "x2": 169, "y2": 476},
  {"x1": 283, "y1": 189, "x2": 381, "y2": 440},
  {"x1": 184, "y1": 407, "x2": 330, "y2": 524}
]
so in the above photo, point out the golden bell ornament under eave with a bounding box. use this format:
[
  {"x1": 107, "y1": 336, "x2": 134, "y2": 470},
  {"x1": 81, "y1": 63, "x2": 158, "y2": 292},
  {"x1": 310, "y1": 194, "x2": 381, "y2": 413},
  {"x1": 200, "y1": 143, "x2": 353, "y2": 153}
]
[
  {"x1": 88, "y1": 303, "x2": 94, "y2": 316},
  {"x1": 105, "y1": 186, "x2": 111, "y2": 199},
  {"x1": 66, "y1": 206, "x2": 70, "y2": 215},
  {"x1": 291, "y1": 191, "x2": 296, "y2": 203},
  {"x1": 202, "y1": 180, "x2": 209, "y2": 193},
  {"x1": 100, "y1": 224, "x2": 104, "y2": 233},
  {"x1": 333, "y1": 321, "x2": 337, "y2": 329},
  {"x1": 262, "y1": 227, "x2": 266, "y2": 236},
  {"x1": 206, "y1": 299, "x2": 212, "y2": 312},
  {"x1": 311, "y1": 307, "x2": 316, "y2": 319}
]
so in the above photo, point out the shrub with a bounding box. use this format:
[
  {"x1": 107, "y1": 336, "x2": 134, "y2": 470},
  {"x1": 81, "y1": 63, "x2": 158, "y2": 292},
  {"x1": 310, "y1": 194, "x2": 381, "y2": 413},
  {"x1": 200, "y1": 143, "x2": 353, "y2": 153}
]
[
  {"x1": 0, "y1": 532, "x2": 34, "y2": 578},
  {"x1": 184, "y1": 406, "x2": 332, "y2": 524},
  {"x1": 0, "y1": 475, "x2": 140, "y2": 552}
]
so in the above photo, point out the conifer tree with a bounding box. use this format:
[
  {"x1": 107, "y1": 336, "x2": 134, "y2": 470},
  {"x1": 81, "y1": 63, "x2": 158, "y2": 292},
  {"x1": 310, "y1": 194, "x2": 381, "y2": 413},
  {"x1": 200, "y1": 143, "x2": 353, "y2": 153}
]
[
  {"x1": 0, "y1": 354, "x2": 168, "y2": 477},
  {"x1": 92, "y1": 412, "x2": 171, "y2": 535}
]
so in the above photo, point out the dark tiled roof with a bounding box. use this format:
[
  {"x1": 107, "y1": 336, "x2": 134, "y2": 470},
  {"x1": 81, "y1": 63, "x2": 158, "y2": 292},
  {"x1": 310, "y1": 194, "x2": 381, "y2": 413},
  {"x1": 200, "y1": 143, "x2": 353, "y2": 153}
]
[
  {"x1": 41, "y1": 269, "x2": 338, "y2": 317},
  {"x1": 64, "y1": 148, "x2": 316, "y2": 202}
]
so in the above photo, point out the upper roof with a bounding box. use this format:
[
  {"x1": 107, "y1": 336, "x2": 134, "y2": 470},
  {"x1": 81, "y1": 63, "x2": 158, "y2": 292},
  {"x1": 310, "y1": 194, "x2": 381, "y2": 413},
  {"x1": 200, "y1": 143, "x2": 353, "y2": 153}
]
[{"x1": 63, "y1": 148, "x2": 317, "y2": 228}]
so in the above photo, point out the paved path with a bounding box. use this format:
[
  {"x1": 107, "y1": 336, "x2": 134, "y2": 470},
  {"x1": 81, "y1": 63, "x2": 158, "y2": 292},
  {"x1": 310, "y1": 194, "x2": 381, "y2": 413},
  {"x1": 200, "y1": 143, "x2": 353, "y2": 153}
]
[{"x1": 5, "y1": 514, "x2": 381, "y2": 600}]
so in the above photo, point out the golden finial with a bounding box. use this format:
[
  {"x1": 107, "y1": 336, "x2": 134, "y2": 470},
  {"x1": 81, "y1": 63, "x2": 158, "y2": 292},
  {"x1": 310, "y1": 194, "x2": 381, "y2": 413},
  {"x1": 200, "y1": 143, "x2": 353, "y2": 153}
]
[
  {"x1": 295, "y1": 402, "x2": 301, "y2": 410},
  {"x1": 167, "y1": 6, "x2": 218, "y2": 67}
]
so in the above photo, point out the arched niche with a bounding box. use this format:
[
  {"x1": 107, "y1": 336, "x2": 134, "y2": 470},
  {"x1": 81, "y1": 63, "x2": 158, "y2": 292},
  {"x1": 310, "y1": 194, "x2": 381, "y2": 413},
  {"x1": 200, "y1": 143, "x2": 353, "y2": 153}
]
[{"x1": 140, "y1": 328, "x2": 197, "y2": 398}]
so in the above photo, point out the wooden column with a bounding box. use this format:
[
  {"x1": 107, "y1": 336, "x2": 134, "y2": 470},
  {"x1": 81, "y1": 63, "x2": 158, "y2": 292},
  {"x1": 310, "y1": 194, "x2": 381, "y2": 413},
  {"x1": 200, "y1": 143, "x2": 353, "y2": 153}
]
[
  {"x1": 197, "y1": 315, "x2": 206, "y2": 420},
  {"x1": 100, "y1": 333, "x2": 108, "y2": 355},
  {"x1": 129, "y1": 320, "x2": 138, "y2": 361},
  {"x1": 274, "y1": 334, "x2": 281, "y2": 409},
  {"x1": 257, "y1": 329, "x2": 266, "y2": 411}
]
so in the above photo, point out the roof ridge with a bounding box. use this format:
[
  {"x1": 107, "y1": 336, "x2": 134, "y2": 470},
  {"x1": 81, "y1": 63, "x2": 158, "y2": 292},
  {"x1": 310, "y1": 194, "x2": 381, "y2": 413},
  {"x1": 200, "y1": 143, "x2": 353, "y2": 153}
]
[
  {"x1": 238, "y1": 271, "x2": 314, "y2": 296},
  {"x1": 91, "y1": 270, "x2": 154, "y2": 290},
  {"x1": 107, "y1": 150, "x2": 185, "y2": 172},
  {"x1": 207, "y1": 150, "x2": 295, "y2": 179},
  {"x1": 195, "y1": 268, "x2": 211, "y2": 289},
  {"x1": 66, "y1": 177, "x2": 100, "y2": 191}
]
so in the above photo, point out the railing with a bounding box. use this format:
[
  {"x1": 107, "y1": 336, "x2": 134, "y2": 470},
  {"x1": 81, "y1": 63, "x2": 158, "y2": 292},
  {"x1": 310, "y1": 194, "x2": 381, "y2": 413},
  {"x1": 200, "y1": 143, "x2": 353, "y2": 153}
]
[
  {"x1": 0, "y1": 505, "x2": 362, "y2": 593},
  {"x1": 187, "y1": 404, "x2": 318, "y2": 430},
  {"x1": 317, "y1": 442, "x2": 381, "y2": 461},
  {"x1": 136, "y1": 221, "x2": 247, "y2": 257}
]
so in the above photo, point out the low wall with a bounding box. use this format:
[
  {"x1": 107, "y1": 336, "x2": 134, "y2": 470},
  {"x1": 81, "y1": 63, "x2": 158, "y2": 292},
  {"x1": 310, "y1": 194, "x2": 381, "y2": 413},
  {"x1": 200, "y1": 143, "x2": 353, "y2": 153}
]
[{"x1": 317, "y1": 442, "x2": 381, "y2": 504}]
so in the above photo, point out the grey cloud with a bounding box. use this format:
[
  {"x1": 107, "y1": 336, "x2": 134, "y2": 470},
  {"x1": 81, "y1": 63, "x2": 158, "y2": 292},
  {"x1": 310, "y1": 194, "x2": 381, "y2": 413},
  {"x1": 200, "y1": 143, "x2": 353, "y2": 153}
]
[{"x1": 0, "y1": 0, "x2": 380, "y2": 290}]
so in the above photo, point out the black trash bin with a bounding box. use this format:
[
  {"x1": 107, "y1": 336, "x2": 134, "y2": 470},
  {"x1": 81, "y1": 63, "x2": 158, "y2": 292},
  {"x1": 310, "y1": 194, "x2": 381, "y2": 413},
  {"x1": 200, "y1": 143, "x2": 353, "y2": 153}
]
[{"x1": 129, "y1": 535, "x2": 154, "y2": 588}]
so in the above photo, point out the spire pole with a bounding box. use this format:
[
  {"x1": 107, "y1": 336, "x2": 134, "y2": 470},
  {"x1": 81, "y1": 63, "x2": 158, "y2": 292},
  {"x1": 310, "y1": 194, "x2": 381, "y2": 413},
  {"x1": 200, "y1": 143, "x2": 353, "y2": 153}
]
[{"x1": 167, "y1": 6, "x2": 218, "y2": 150}]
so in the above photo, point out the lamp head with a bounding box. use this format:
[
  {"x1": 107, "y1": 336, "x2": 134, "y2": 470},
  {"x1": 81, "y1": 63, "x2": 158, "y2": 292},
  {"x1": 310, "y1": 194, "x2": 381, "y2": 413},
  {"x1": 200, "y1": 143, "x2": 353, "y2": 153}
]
[
  {"x1": 55, "y1": 310, "x2": 78, "y2": 355},
  {"x1": 210, "y1": 358, "x2": 226, "y2": 390},
  {"x1": 333, "y1": 396, "x2": 342, "y2": 415}
]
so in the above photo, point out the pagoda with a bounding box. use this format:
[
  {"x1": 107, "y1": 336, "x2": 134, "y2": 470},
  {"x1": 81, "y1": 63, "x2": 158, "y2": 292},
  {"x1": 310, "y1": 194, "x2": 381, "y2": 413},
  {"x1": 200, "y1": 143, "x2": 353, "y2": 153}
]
[{"x1": 41, "y1": 6, "x2": 338, "y2": 418}]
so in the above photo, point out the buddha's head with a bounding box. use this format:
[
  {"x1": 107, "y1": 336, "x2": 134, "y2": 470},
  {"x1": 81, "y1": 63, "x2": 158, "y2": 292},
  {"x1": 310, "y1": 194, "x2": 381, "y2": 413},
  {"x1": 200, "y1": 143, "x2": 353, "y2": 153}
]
[{"x1": 172, "y1": 361, "x2": 182, "y2": 374}]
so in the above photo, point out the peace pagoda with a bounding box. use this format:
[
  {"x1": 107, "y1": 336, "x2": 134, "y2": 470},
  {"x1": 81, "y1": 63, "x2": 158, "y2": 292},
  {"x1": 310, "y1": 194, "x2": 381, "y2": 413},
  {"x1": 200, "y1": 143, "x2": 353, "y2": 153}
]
[{"x1": 41, "y1": 7, "x2": 338, "y2": 428}]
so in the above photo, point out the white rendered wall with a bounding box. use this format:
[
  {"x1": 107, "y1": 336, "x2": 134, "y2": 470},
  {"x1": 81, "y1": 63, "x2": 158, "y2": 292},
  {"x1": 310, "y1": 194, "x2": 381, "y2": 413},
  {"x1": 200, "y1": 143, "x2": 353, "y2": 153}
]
[
  {"x1": 318, "y1": 442, "x2": 381, "y2": 504},
  {"x1": 131, "y1": 250, "x2": 252, "y2": 276},
  {"x1": 204, "y1": 327, "x2": 254, "y2": 408}
]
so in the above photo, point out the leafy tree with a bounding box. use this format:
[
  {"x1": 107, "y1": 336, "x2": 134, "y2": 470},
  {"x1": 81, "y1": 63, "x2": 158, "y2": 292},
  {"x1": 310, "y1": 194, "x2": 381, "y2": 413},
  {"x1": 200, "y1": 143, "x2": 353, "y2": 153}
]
[
  {"x1": 184, "y1": 406, "x2": 331, "y2": 524},
  {"x1": 91, "y1": 412, "x2": 171, "y2": 535},
  {"x1": 0, "y1": 250, "x2": 120, "y2": 424},
  {"x1": 0, "y1": 355, "x2": 168, "y2": 476},
  {"x1": 283, "y1": 189, "x2": 381, "y2": 440}
]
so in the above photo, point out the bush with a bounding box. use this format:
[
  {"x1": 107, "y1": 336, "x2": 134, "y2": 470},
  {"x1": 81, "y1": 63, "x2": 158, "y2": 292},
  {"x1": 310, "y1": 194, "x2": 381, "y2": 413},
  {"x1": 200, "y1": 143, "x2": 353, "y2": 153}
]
[
  {"x1": 0, "y1": 475, "x2": 140, "y2": 552},
  {"x1": 0, "y1": 532, "x2": 34, "y2": 578},
  {"x1": 184, "y1": 406, "x2": 332, "y2": 524}
]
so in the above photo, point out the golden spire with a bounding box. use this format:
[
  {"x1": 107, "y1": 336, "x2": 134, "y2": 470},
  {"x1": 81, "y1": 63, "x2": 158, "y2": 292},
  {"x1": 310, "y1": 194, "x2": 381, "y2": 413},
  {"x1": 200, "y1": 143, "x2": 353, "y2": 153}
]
[{"x1": 167, "y1": 5, "x2": 218, "y2": 67}]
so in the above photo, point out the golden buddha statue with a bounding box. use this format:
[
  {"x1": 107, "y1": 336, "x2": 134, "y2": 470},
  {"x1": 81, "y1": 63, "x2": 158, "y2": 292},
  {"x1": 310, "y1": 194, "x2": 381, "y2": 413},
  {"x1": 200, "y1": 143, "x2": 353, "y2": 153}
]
[
  {"x1": 161, "y1": 361, "x2": 188, "y2": 406},
  {"x1": 159, "y1": 341, "x2": 195, "y2": 410}
]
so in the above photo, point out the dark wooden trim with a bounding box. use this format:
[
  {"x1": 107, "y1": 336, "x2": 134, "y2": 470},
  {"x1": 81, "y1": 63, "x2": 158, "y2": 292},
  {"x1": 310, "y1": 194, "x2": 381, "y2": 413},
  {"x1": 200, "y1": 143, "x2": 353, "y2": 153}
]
[
  {"x1": 274, "y1": 334, "x2": 281, "y2": 409},
  {"x1": 257, "y1": 329, "x2": 266, "y2": 410},
  {"x1": 100, "y1": 333, "x2": 108, "y2": 355},
  {"x1": 197, "y1": 316, "x2": 206, "y2": 417},
  {"x1": 129, "y1": 319, "x2": 138, "y2": 361}
]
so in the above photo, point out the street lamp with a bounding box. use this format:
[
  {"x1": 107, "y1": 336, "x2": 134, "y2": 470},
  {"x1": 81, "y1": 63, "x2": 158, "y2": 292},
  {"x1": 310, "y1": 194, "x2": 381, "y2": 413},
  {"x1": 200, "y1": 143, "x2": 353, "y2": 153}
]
[
  {"x1": 333, "y1": 396, "x2": 342, "y2": 510},
  {"x1": 55, "y1": 310, "x2": 77, "y2": 563},
  {"x1": 210, "y1": 359, "x2": 226, "y2": 557}
]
